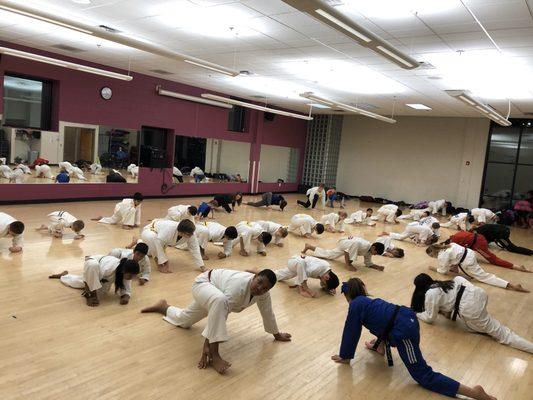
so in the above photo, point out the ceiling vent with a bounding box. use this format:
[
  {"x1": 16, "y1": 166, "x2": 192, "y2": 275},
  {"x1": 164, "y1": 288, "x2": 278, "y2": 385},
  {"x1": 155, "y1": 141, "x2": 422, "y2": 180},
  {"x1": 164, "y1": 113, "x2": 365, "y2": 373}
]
[
  {"x1": 50, "y1": 44, "x2": 85, "y2": 53},
  {"x1": 149, "y1": 69, "x2": 174, "y2": 75}
]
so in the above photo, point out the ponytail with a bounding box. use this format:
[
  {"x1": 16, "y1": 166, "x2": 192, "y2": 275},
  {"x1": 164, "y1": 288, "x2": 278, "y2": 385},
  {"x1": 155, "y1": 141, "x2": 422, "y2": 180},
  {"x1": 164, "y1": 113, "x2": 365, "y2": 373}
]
[
  {"x1": 410, "y1": 273, "x2": 455, "y2": 312},
  {"x1": 114, "y1": 258, "x2": 140, "y2": 293}
]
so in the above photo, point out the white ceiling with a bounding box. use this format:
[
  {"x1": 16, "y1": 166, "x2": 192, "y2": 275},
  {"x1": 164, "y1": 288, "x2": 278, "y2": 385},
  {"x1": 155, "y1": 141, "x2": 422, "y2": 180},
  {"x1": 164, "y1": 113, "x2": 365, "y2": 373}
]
[{"x1": 2, "y1": 0, "x2": 533, "y2": 117}]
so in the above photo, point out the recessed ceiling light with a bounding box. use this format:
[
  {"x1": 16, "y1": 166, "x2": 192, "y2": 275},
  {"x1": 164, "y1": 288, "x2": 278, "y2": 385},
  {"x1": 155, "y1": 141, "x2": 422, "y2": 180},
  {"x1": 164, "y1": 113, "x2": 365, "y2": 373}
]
[
  {"x1": 307, "y1": 103, "x2": 331, "y2": 109},
  {"x1": 406, "y1": 103, "x2": 432, "y2": 110}
]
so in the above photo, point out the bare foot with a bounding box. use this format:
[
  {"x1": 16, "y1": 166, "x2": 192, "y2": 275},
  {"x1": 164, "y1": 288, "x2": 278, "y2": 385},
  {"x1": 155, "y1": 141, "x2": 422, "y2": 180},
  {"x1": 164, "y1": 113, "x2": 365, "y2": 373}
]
[
  {"x1": 141, "y1": 299, "x2": 169, "y2": 314},
  {"x1": 198, "y1": 342, "x2": 211, "y2": 369},
  {"x1": 368, "y1": 264, "x2": 385, "y2": 271},
  {"x1": 364, "y1": 340, "x2": 385, "y2": 355},
  {"x1": 302, "y1": 243, "x2": 312, "y2": 254},
  {"x1": 211, "y1": 355, "x2": 231, "y2": 374},
  {"x1": 202, "y1": 254, "x2": 209, "y2": 261},
  {"x1": 508, "y1": 283, "x2": 529, "y2": 293},
  {"x1": 91, "y1": 216, "x2": 102, "y2": 221},
  {"x1": 86, "y1": 296, "x2": 99, "y2": 307},
  {"x1": 123, "y1": 225, "x2": 134, "y2": 230},
  {"x1": 139, "y1": 278, "x2": 148, "y2": 286},
  {"x1": 514, "y1": 265, "x2": 531, "y2": 273},
  {"x1": 49, "y1": 271, "x2": 68, "y2": 279},
  {"x1": 158, "y1": 264, "x2": 172, "y2": 274}
]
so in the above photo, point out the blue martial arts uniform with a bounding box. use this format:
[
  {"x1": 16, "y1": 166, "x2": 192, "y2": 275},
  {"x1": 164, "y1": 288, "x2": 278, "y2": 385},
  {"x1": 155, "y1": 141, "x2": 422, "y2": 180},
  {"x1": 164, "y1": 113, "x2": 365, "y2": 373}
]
[
  {"x1": 198, "y1": 202, "x2": 211, "y2": 218},
  {"x1": 339, "y1": 296, "x2": 460, "y2": 397}
]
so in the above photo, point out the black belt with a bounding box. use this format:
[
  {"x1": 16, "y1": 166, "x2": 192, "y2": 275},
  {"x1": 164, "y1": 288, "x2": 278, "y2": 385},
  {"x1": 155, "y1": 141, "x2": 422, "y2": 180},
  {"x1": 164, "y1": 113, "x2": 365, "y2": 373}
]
[
  {"x1": 373, "y1": 305, "x2": 400, "y2": 367},
  {"x1": 452, "y1": 285, "x2": 465, "y2": 321},
  {"x1": 468, "y1": 233, "x2": 478, "y2": 249},
  {"x1": 457, "y1": 248, "x2": 473, "y2": 279}
]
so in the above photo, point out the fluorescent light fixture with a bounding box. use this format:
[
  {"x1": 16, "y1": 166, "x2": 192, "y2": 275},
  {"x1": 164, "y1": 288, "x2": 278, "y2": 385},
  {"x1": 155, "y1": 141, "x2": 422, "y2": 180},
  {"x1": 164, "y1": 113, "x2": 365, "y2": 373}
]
[
  {"x1": 300, "y1": 92, "x2": 396, "y2": 124},
  {"x1": 157, "y1": 86, "x2": 232, "y2": 109},
  {"x1": 0, "y1": 3, "x2": 93, "y2": 34},
  {"x1": 281, "y1": 0, "x2": 419, "y2": 70},
  {"x1": 307, "y1": 103, "x2": 331, "y2": 109},
  {"x1": 0, "y1": 0, "x2": 240, "y2": 76},
  {"x1": 0, "y1": 46, "x2": 133, "y2": 81},
  {"x1": 446, "y1": 90, "x2": 511, "y2": 126},
  {"x1": 315, "y1": 8, "x2": 371, "y2": 42},
  {"x1": 201, "y1": 94, "x2": 313, "y2": 121},
  {"x1": 183, "y1": 59, "x2": 235, "y2": 76},
  {"x1": 406, "y1": 103, "x2": 431, "y2": 110},
  {"x1": 376, "y1": 45, "x2": 413, "y2": 68}
]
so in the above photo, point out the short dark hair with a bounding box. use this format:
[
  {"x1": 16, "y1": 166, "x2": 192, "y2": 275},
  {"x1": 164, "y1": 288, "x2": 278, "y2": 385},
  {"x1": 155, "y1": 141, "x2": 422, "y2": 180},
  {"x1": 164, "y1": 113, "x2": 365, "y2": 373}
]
[
  {"x1": 280, "y1": 200, "x2": 288, "y2": 211},
  {"x1": 432, "y1": 222, "x2": 440, "y2": 229},
  {"x1": 366, "y1": 208, "x2": 373, "y2": 212},
  {"x1": 258, "y1": 269, "x2": 277, "y2": 287},
  {"x1": 326, "y1": 270, "x2": 340, "y2": 290},
  {"x1": 224, "y1": 226, "x2": 238, "y2": 240},
  {"x1": 177, "y1": 219, "x2": 195, "y2": 234},
  {"x1": 315, "y1": 223, "x2": 325, "y2": 234},
  {"x1": 467, "y1": 216, "x2": 475, "y2": 223},
  {"x1": 9, "y1": 221, "x2": 25, "y2": 235},
  {"x1": 72, "y1": 220, "x2": 85, "y2": 232},
  {"x1": 133, "y1": 192, "x2": 144, "y2": 202},
  {"x1": 134, "y1": 242, "x2": 149, "y2": 255},
  {"x1": 393, "y1": 248, "x2": 405, "y2": 258},
  {"x1": 371, "y1": 242, "x2": 385, "y2": 255},
  {"x1": 188, "y1": 206, "x2": 198, "y2": 216},
  {"x1": 341, "y1": 278, "x2": 368, "y2": 300},
  {"x1": 259, "y1": 232, "x2": 272, "y2": 245},
  {"x1": 395, "y1": 209, "x2": 403, "y2": 216}
]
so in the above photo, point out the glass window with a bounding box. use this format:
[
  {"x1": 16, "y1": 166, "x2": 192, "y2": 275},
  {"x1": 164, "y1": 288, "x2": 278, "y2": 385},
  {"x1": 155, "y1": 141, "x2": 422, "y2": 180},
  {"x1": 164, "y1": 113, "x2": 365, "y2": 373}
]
[
  {"x1": 2, "y1": 75, "x2": 52, "y2": 130},
  {"x1": 483, "y1": 162, "x2": 515, "y2": 198},
  {"x1": 518, "y1": 129, "x2": 533, "y2": 165},
  {"x1": 514, "y1": 165, "x2": 533, "y2": 199},
  {"x1": 487, "y1": 126, "x2": 520, "y2": 163}
]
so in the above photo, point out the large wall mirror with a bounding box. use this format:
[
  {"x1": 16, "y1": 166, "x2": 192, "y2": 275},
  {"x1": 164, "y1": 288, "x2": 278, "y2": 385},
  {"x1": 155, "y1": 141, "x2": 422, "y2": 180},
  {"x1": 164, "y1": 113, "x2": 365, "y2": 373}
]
[
  {"x1": 174, "y1": 135, "x2": 250, "y2": 183},
  {"x1": 259, "y1": 144, "x2": 299, "y2": 183},
  {"x1": 0, "y1": 120, "x2": 139, "y2": 184}
]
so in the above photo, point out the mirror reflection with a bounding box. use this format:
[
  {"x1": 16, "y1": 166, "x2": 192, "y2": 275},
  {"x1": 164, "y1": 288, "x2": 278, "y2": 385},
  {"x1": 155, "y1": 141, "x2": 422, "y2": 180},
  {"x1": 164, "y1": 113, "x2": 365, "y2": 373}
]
[
  {"x1": 0, "y1": 123, "x2": 140, "y2": 184},
  {"x1": 174, "y1": 135, "x2": 250, "y2": 183},
  {"x1": 258, "y1": 144, "x2": 299, "y2": 183}
]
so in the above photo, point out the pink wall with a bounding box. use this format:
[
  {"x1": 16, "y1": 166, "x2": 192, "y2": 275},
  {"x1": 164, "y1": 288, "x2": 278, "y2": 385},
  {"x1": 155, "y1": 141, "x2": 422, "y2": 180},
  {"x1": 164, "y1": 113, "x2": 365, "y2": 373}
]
[{"x1": 0, "y1": 41, "x2": 307, "y2": 202}]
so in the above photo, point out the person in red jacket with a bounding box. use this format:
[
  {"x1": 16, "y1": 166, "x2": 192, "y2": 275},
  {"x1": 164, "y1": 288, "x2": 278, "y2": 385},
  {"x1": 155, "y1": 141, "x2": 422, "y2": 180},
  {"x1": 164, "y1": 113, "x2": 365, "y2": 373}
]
[{"x1": 446, "y1": 230, "x2": 530, "y2": 272}]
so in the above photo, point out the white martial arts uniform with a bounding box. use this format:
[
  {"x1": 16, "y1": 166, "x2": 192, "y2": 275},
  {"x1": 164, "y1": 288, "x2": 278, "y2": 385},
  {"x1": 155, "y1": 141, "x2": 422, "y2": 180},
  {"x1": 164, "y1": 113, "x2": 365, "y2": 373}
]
[
  {"x1": 312, "y1": 236, "x2": 377, "y2": 267},
  {"x1": 375, "y1": 235, "x2": 395, "y2": 252},
  {"x1": 437, "y1": 243, "x2": 508, "y2": 288},
  {"x1": 140, "y1": 219, "x2": 204, "y2": 268},
  {"x1": 0, "y1": 157, "x2": 5, "y2": 165},
  {"x1": 288, "y1": 214, "x2": 319, "y2": 236},
  {"x1": 390, "y1": 221, "x2": 437, "y2": 243},
  {"x1": 275, "y1": 255, "x2": 330, "y2": 285},
  {"x1": 195, "y1": 221, "x2": 233, "y2": 257},
  {"x1": 59, "y1": 255, "x2": 132, "y2": 297},
  {"x1": 166, "y1": 205, "x2": 195, "y2": 223},
  {"x1": 163, "y1": 269, "x2": 279, "y2": 343},
  {"x1": 90, "y1": 163, "x2": 102, "y2": 175},
  {"x1": 235, "y1": 221, "x2": 266, "y2": 254},
  {"x1": 471, "y1": 208, "x2": 496, "y2": 224},
  {"x1": 35, "y1": 164, "x2": 53, "y2": 179},
  {"x1": 173, "y1": 167, "x2": 183, "y2": 177},
  {"x1": 191, "y1": 166, "x2": 204, "y2": 177},
  {"x1": 428, "y1": 199, "x2": 447, "y2": 216},
  {"x1": 345, "y1": 210, "x2": 376, "y2": 226},
  {"x1": 70, "y1": 166, "x2": 87, "y2": 180},
  {"x1": 255, "y1": 220, "x2": 286, "y2": 246},
  {"x1": 108, "y1": 248, "x2": 151, "y2": 282},
  {"x1": 47, "y1": 211, "x2": 79, "y2": 236},
  {"x1": 58, "y1": 161, "x2": 73, "y2": 173},
  {"x1": 398, "y1": 208, "x2": 431, "y2": 221},
  {"x1": 372, "y1": 204, "x2": 399, "y2": 223},
  {"x1": 127, "y1": 164, "x2": 139, "y2": 178},
  {"x1": 0, "y1": 164, "x2": 12, "y2": 178},
  {"x1": 8, "y1": 168, "x2": 24, "y2": 183},
  {"x1": 320, "y1": 213, "x2": 345, "y2": 232},
  {"x1": 99, "y1": 198, "x2": 141, "y2": 227},
  {"x1": 417, "y1": 276, "x2": 532, "y2": 353},
  {"x1": 306, "y1": 187, "x2": 326, "y2": 209},
  {"x1": 17, "y1": 164, "x2": 31, "y2": 174},
  {"x1": 441, "y1": 213, "x2": 470, "y2": 231},
  {"x1": 0, "y1": 212, "x2": 23, "y2": 249}
]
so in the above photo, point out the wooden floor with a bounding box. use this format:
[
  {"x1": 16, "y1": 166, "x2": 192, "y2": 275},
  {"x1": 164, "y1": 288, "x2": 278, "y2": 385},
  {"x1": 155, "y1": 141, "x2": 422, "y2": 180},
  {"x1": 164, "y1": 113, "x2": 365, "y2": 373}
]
[{"x1": 0, "y1": 194, "x2": 531, "y2": 400}]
